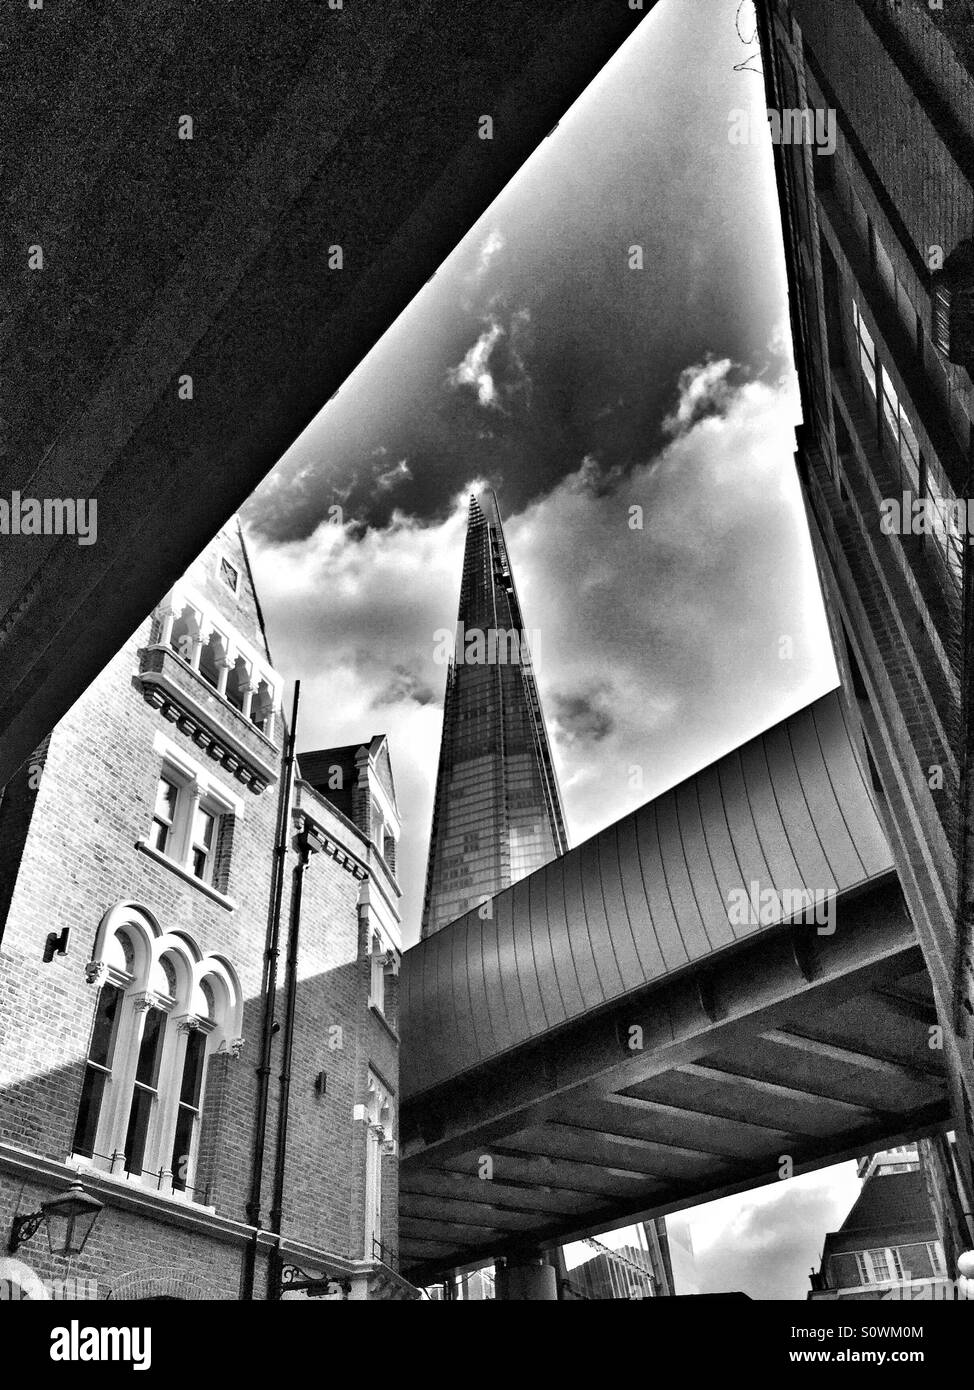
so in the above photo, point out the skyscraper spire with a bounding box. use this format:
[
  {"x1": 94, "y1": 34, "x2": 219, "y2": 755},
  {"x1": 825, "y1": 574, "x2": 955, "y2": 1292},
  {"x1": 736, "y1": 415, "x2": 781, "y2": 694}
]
[{"x1": 420, "y1": 491, "x2": 569, "y2": 938}]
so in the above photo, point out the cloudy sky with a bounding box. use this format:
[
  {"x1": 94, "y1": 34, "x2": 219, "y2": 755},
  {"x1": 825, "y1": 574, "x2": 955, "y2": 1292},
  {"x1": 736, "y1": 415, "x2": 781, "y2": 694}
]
[{"x1": 241, "y1": 0, "x2": 859, "y2": 1296}]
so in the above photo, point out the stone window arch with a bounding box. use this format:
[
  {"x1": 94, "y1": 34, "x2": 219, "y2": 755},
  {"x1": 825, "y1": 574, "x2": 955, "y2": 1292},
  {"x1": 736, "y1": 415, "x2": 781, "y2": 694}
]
[{"x1": 73, "y1": 904, "x2": 242, "y2": 1204}]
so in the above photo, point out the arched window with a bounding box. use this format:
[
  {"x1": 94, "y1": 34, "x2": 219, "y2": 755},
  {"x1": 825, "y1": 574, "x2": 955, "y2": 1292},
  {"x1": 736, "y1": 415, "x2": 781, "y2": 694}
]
[
  {"x1": 225, "y1": 655, "x2": 251, "y2": 713},
  {"x1": 153, "y1": 587, "x2": 281, "y2": 739},
  {"x1": 251, "y1": 677, "x2": 275, "y2": 735},
  {"x1": 74, "y1": 904, "x2": 242, "y2": 1203},
  {"x1": 198, "y1": 629, "x2": 228, "y2": 691},
  {"x1": 363, "y1": 1073, "x2": 394, "y2": 1257},
  {"x1": 169, "y1": 604, "x2": 202, "y2": 666}
]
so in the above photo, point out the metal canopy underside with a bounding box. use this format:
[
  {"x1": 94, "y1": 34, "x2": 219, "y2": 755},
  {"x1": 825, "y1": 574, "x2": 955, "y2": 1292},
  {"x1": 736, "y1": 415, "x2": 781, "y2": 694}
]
[
  {"x1": 398, "y1": 694, "x2": 947, "y2": 1281},
  {"x1": 0, "y1": 1, "x2": 652, "y2": 785},
  {"x1": 401, "y1": 691, "x2": 893, "y2": 1097}
]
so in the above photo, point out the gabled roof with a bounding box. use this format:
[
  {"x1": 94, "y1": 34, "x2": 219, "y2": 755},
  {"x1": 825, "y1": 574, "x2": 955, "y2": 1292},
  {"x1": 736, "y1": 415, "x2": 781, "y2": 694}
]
[
  {"x1": 822, "y1": 1170, "x2": 938, "y2": 1258},
  {"x1": 299, "y1": 735, "x2": 398, "y2": 823}
]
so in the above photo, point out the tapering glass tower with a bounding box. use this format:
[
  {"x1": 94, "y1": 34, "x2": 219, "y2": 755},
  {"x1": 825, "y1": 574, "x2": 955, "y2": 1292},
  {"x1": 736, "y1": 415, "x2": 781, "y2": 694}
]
[{"x1": 420, "y1": 491, "x2": 569, "y2": 938}]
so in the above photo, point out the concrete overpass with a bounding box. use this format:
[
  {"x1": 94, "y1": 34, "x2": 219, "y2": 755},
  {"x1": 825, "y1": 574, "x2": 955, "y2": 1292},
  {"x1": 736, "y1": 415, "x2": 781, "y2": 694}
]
[
  {"x1": 0, "y1": 0, "x2": 653, "y2": 787},
  {"x1": 398, "y1": 692, "x2": 949, "y2": 1285}
]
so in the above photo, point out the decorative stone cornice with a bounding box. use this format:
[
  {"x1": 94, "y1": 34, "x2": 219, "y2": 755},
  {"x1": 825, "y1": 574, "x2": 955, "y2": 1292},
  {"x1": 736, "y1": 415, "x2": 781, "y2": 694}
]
[
  {"x1": 174, "y1": 1013, "x2": 215, "y2": 1035},
  {"x1": 132, "y1": 990, "x2": 172, "y2": 1014},
  {"x1": 136, "y1": 651, "x2": 279, "y2": 795},
  {"x1": 291, "y1": 810, "x2": 369, "y2": 881},
  {"x1": 84, "y1": 960, "x2": 132, "y2": 989}
]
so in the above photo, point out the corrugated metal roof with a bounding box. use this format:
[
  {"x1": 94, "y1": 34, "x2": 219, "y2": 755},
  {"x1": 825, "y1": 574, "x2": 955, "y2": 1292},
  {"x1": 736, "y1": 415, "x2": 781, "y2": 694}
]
[{"x1": 402, "y1": 690, "x2": 894, "y2": 1097}]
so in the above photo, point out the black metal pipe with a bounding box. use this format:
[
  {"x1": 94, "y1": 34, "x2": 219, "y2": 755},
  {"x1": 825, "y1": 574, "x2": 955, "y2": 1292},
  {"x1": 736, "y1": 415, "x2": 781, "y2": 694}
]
[
  {"x1": 267, "y1": 822, "x2": 311, "y2": 1296},
  {"x1": 241, "y1": 681, "x2": 300, "y2": 1301}
]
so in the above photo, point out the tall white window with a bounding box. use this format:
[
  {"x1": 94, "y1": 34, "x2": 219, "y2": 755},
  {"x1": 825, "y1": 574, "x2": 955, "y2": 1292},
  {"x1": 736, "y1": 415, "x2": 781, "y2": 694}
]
[
  {"x1": 879, "y1": 368, "x2": 921, "y2": 492},
  {"x1": 142, "y1": 736, "x2": 244, "y2": 894},
  {"x1": 74, "y1": 904, "x2": 241, "y2": 1203},
  {"x1": 852, "y1": 299, "x2": 877, "y2": 399},
  {"x1": 364, "y1": 1073, "x2": 393, "y2": 1257},
  {"x1": 369, "y1": 932, "x2": 396, "y2": 1016},
  {"x1": 925, "y1": 464, "x2": 965, "y2": 593},
  {"x1": 857, "y1": 1247, "x2": 904, "y2": 1285},
  {"x1": 148, "y1": 770, "x2": 227, "y2": 886}
]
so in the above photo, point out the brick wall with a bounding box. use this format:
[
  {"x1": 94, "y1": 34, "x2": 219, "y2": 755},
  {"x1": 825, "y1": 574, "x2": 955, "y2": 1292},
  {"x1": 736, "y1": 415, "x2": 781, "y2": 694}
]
[
  {"x1": 0, "y1": 528, "x2": 403, "y2": 1297},
  {"x1": 764, "y1": 0, "x2": 974, "y2": 1243},
  {"x1": 280, "y1": 782, "x2": 401, "y2": 1265}
]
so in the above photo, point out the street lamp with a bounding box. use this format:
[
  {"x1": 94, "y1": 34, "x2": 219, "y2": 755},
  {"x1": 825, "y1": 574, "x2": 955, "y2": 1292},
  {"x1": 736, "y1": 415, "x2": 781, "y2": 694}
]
[{"x1": 8, "y1": 1181, "x2": 104, "y2": 1257}]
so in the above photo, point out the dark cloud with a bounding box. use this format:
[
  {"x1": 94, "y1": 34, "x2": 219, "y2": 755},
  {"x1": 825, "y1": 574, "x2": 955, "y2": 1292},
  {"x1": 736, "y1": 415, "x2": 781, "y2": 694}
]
[
  {"x1": 551, "y1": 684, "x2": 616, "y2": 745},
  {"x1": 371, "y1": 664, "x2": 437, "y2": 710},
  {"x1": 673, "y1": 1167, "x2": 862, "y2": 1300},
  {"x1": 242, "y1": 0, "x2": 792, "y2": 545}
]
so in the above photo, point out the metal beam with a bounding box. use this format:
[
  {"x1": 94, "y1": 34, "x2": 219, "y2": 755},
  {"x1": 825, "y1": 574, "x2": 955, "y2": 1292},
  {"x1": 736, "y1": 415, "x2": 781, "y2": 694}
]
[
  {"x1": 400, "y1": 887, "x2": 915, "y2": 1165},
  {"x1": 400, "y1": 1171, "x2": 591, "y2": 1218},
  {"x1": 760, "y1": 1026, "x2": 943, "y2": 1079},
  {"x1": 676, "y1": 1062, "x2": 883, "y2": 1118},
  {"x1": 605, "y1": 1090, "x2": 804, "y2": 1143},
  {"x1": 402, "y1": 1104, "x2": 951, "y2": 1284}
]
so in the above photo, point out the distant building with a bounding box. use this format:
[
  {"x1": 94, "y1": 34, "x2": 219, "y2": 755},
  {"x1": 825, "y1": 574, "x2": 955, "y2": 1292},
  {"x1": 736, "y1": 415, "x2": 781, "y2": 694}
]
[
  {"x1": 0, "y1": 526, "x2": 412, "y2": 1300},
  {"x1": 809, "y1": 1147, "x2": 947, "y2": 1300},
  {"x1": 756, "y1": 0, "x2": 974, "y2": 1268},
  {"x1": 566, "y1": 1229, "x2": 674, "y2": 1300},
  {"x1": 420, "y1": 491, "x2": 569, "y2": 938}
]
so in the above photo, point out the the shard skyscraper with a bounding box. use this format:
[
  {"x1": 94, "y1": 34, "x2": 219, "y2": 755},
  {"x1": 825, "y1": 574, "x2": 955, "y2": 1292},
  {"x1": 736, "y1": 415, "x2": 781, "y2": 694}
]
[{"x1": 420, "y1": 491, "x2": 569, "y2": 938}]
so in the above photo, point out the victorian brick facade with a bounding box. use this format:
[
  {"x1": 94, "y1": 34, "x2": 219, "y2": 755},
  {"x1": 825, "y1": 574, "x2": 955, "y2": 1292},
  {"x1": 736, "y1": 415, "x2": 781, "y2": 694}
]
[{"x1": 0, "y1": 525, "x2": 411, "y2": 1300}]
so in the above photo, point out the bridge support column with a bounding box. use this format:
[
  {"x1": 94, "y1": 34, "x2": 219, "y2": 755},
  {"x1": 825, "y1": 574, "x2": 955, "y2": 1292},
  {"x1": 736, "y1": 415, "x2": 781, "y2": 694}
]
[{"x1": 495, "y1": 1252, "x2": 558, "y2": 1301}]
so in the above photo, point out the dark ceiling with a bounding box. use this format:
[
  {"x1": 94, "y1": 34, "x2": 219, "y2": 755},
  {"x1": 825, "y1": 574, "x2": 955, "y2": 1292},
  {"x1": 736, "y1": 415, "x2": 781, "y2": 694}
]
[{"x1": 0, "y1": 0, "x2": 655, "y2": 785}]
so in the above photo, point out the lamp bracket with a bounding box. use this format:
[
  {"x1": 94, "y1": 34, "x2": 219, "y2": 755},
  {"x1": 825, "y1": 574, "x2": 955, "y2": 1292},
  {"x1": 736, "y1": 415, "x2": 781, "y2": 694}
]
[
  {"x1": 278, "y1": 1264, "x2": 351, "y2": 1299},
  {"x1": 9, "y1": 1210, "x2": 44, "y2": 1253}
]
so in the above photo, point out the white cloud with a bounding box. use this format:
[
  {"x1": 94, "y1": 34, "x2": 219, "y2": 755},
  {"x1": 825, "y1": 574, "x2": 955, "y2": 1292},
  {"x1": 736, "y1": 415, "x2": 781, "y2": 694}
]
[
  {"x1": 447, "y1": 318, "x2": 505, "y2": 408},
  {"x1": 500, "y1": 360, "x2": 834, "y2": 846},
  {"x1": 662, "y1": 355, "x2": 737, "y2": 435},
  {"x1": 446, "y1": 307, "x2": 533, "y2": 410},
  {"x1": 475, "y1": 228, "x2": 506, "y2": 277},
  {"x1": 247, "y1": 355, "x2": 835, "y2": 946},
  {"x1": 669, "y1": 1163, "x2": 862, "y2": 1299},
  {"x1": 246, "y1": 495, "x2": 473, "y2": 941},
  {"x1": 376, "y1": 458, "x2": 411, "y2": 491}
]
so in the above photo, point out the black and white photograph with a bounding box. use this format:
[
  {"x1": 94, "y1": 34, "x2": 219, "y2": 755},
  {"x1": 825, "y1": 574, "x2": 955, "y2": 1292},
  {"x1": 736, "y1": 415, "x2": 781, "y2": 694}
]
[{"x1": 1, "y1": 0, "x2": 973, "y2": 1369}]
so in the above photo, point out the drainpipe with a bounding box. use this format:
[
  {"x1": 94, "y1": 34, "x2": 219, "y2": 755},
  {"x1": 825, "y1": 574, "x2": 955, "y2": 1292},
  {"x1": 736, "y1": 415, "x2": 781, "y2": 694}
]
[
  {"x1": 267, "y1": 811, "x2": 315, "y2": 1296},
  {"x1": 242, "y1": 681, "x2": 300, "y2": 1301}
]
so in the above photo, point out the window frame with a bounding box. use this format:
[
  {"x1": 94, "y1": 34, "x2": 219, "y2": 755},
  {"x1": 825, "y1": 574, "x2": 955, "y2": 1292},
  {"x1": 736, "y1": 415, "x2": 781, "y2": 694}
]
[
  {"x1": 74, "y1": 905, "x2": 241, "y2": 1206},
  {"x1": 363, "y1": 1071, "x2": 394, "y2": 1257},
  {"x1": 144, "y1": 737, "x2": 245, "y2": 894},
  {"x1": 148, "y1": 768, "x2": 226, "y2": 888},
  {"x1": 73, "y1": 980, "x2": 126, "y2": 1160},
  {"x1": 156, "y1": 584, "x2": 280, "y2": 740},
  {"x1": 218, "y1": 554, "x2": 241, "y2": 596}
]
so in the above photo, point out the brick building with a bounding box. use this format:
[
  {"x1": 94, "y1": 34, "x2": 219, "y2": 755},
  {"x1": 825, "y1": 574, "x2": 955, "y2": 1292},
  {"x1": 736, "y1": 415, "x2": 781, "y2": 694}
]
[
  {"x1": 755, "y1": 0, "x2": 974, "y2": 1271},
  {"x1": 0, "y1": 525, "x2": 412, "y2": 1300},
  {"x1": 808, "y1": 1146, "x2": 948, "y2": 1300}
]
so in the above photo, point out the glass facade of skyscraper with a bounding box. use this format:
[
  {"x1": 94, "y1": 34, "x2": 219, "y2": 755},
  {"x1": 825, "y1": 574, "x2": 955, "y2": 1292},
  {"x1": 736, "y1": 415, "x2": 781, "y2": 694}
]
[{"x1": 420, "y1": 492, "x2": 569, "y2": 938}]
